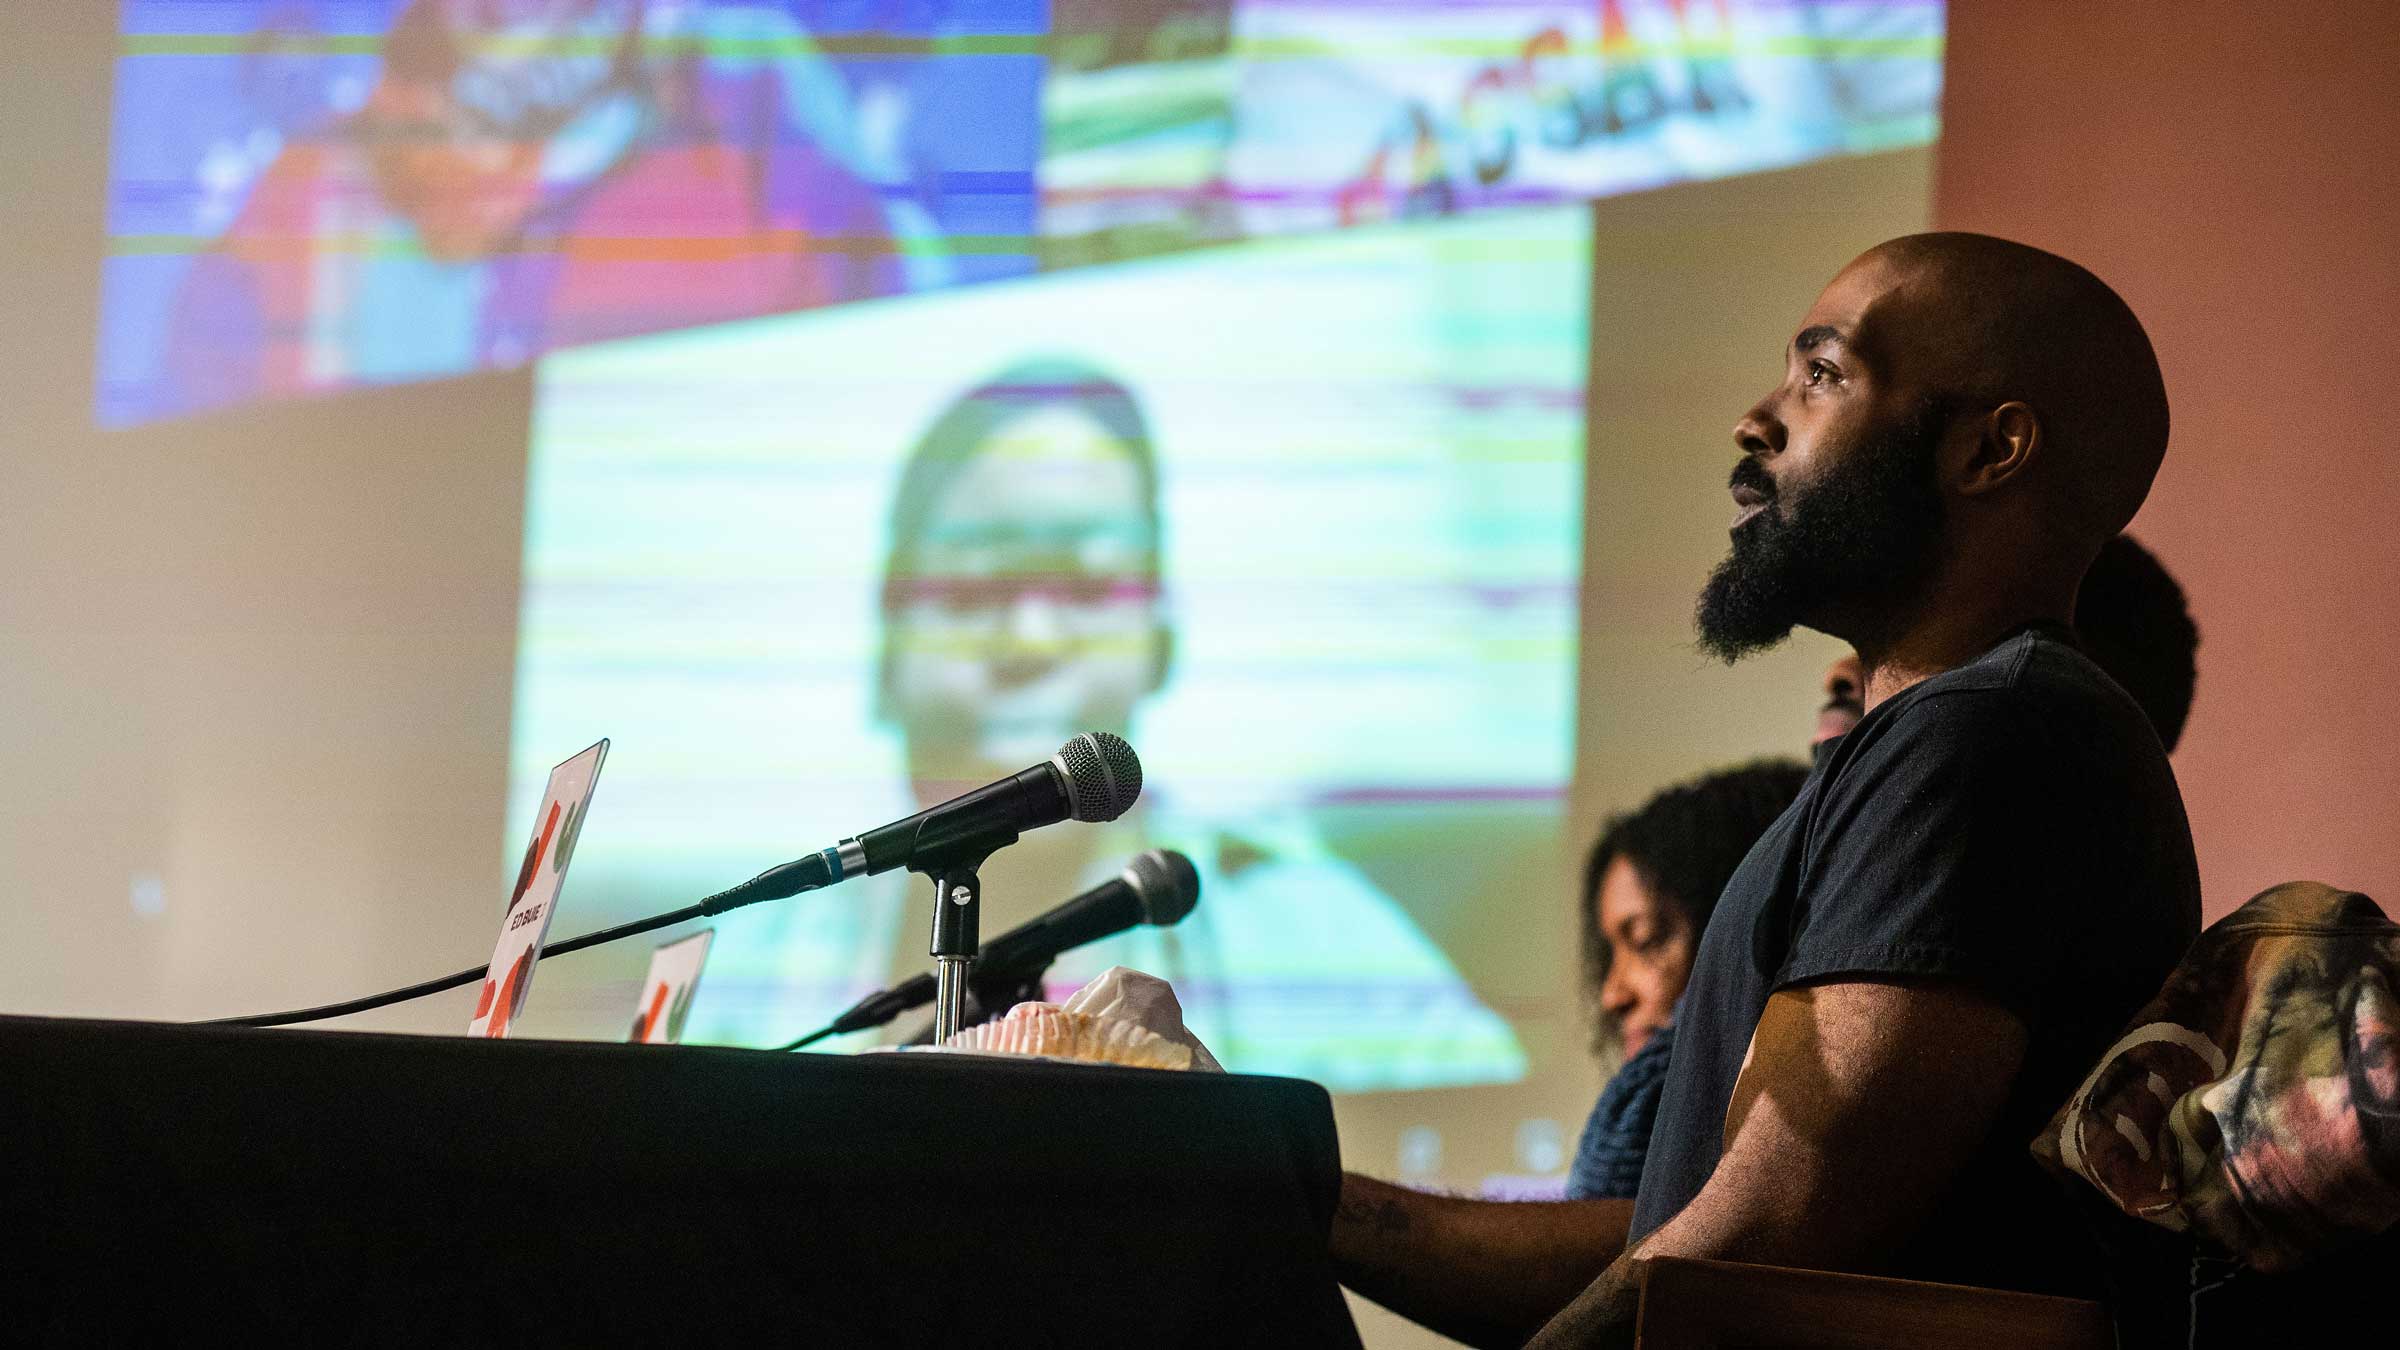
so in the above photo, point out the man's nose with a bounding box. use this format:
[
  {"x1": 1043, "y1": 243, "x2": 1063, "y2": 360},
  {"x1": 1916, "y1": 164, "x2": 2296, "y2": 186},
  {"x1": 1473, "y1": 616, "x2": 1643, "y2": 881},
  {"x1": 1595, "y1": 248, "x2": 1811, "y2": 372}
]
[{"x1": 1733, "y1": 399, "x2": 1783, "y2": 456}]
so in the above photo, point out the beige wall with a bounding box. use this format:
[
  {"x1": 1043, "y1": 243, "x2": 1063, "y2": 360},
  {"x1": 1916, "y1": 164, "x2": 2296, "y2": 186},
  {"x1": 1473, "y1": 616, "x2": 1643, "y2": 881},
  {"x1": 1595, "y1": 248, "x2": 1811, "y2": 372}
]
[
  {"x1": 1935, "y1": 0, "x2": 2400, "y2": 919},
  {"x1": 0, "y1": 9, "x2": 527, "y2": 1028}
]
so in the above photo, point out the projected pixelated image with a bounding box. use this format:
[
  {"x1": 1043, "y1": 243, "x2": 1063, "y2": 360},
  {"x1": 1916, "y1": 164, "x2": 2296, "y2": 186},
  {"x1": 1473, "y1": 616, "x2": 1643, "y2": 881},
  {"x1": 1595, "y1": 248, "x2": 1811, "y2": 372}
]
[
  {"x1": 98, "y1": 1, "x2": 1939, "y2": 426},
  {"x1": 1225, "y1": 0, "x2": 1943, "y2": 234},
  {"x1": 98, "y1": 0, "x2": 1043, "y2": 426},
  {"x1": 508, "y1": 205, "x2": 1589, "y2": 1091},
  {"x1": 1037, "y1": 0, "x2": 1239, "y2": 269}
]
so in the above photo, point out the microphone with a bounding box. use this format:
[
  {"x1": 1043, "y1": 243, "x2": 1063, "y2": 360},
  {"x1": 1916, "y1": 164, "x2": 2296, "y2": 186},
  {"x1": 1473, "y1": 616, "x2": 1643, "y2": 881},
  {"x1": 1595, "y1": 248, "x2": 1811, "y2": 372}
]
[
  {"x1": 979, "y1": 846, "x2": 1199, "y2": 980},
  {"x1": 797, "y1": 847, "x2": 1201, "y2": 1045},
  {"x1": 854, "y1": 730, "x2": 1144, "y2": 877},
  {"x1": 717, "y1": 732, "x2": 1145, "y2": 910}
]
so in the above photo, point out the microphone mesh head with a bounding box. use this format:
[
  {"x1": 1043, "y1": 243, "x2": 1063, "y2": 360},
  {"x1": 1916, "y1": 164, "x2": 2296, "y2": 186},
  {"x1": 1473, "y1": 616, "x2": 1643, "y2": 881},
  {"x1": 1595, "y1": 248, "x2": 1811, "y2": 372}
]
[
  {"x1": 1054, "y1": 732, "x2": 1143, "y2": 822},
  {"x1": 1122, "y1": 848, "x2": 1200, "y2": 926}
]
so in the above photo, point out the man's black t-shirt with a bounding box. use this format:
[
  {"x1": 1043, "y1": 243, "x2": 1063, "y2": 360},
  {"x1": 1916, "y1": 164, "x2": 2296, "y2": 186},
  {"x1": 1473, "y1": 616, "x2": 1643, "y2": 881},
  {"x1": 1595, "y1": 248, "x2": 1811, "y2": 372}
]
[{"x1": 1628, "y1": 624, "x2": 2201, "y2": 1295}]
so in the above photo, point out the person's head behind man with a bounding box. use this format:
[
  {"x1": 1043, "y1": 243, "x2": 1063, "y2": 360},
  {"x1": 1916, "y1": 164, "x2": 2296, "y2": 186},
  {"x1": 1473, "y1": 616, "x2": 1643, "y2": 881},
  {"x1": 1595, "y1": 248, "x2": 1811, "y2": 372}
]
[
  {"x1": 2075, "y1": 532, "x2": 2199, "y2": 753},
  {"x1": 876, "y1": 358, "x2": 1173, "y2": 803},
  {"x1": 1581, "y1": 761, "x2": 1809, "y2": 1058},
  {"x1": 1699, "y1": 232, "x2": 2171, "y2": 667}
]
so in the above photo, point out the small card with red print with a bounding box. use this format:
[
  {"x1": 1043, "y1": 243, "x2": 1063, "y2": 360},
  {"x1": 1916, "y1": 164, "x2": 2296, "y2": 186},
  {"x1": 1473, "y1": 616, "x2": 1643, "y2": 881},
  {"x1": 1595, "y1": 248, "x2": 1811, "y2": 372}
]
[
  {"x1": 628, "y1": 929, "x2": 714, "y2": 1045},
  {"x1": 469, "y1": 739, "x2": 608, "y2": 1038}
]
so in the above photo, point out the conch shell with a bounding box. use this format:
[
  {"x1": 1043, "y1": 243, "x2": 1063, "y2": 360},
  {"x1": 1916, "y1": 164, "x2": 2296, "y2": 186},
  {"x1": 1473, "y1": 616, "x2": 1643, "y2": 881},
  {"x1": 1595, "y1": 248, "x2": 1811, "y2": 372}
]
[{"x1": 943, "y1": 1000, "x2": 1194, "y2": 1070}]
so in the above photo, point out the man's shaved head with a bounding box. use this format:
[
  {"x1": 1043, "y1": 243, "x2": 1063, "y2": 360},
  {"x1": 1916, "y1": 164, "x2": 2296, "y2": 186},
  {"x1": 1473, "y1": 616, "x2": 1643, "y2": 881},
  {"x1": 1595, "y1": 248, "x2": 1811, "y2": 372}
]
[
  {"x1": 1698, "y1": 233, "x2": 2171, "y2": 663},
  {"x1": 1863, "y1": 232, "x2": 2170, "y2": 540}
]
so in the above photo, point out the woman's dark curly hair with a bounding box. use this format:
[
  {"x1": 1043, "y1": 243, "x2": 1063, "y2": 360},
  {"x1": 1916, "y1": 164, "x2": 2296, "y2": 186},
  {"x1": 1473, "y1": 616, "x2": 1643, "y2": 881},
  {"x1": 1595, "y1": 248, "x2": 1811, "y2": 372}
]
[{"x1": 1579, "y1": 759, "x2": 1808, "y2": 1051}]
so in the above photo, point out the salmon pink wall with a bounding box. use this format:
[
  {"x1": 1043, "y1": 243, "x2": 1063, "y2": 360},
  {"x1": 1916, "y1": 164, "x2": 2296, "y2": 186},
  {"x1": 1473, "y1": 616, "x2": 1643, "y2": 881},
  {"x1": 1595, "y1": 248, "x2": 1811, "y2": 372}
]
[{"x1": 1936, "y1": 0, "x2": 2400, "y2": 919}]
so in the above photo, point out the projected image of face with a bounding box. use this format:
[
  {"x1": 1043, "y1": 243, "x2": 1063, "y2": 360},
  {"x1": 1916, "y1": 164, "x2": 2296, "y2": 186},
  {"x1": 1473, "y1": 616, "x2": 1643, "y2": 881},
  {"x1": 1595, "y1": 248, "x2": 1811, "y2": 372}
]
[
  {"x1": 880, "y1": 371, "x2": 1168, "y2": 799},
  {"x1": 360, "y1": 0, "x2": 646, "y2": 261},
  {"x1": 851, "y1": 358, "x2": 1526, "y2": 1090},
  {"x1": 514, "y1": 203, "x2": 1587, "y2": 1089},
  {"x1": 102, "y1": 0, "x2": 1056, "y2": 426}
]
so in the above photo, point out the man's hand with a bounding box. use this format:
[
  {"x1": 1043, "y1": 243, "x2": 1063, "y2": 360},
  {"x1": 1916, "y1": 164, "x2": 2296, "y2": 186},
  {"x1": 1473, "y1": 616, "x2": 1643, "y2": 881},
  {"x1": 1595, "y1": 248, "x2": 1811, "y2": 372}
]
[
  {"x1": 1525, "y1": 979, "x2": 2028, "y2": 1348},
  {"x1": 1331, "y1": 1173, "x2": 1633, "y2": 1349}
]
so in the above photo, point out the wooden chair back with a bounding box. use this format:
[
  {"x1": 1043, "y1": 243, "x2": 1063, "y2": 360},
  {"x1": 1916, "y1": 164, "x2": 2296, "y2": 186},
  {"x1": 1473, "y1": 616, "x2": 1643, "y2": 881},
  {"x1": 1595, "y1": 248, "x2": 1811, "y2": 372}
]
[{"x1": 1635, "y1": 1256, "x2": 2113, "y2": 1350}]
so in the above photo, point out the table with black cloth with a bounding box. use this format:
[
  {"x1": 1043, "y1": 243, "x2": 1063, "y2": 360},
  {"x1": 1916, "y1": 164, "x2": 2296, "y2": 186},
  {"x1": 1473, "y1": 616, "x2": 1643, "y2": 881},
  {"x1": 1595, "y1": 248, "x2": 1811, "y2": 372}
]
[{"x1": 0, "y1": 1015, "x2": 1361, "y2": 1347}]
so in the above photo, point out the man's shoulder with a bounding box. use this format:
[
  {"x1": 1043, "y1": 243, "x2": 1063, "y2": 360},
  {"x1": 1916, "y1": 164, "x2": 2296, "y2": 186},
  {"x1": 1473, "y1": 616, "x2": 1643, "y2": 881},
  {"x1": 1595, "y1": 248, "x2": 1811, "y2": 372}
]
[
  {"x1": 1866, "y1": 627, "x2": 2148, "y2": 753},
  {"x1": 1907, "y1": 625, "x2": 2113, "y2": 698},
  {"x1": 1814, "y1": 626, "x2": 2185, "y2": 859}
]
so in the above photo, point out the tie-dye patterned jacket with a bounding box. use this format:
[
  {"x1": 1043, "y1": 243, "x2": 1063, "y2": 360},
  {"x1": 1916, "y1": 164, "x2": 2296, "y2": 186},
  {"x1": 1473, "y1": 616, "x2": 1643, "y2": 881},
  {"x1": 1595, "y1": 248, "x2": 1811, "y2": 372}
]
[{"x1": 2033, "y1": 880, "x2": 2400, "y2": 1273}]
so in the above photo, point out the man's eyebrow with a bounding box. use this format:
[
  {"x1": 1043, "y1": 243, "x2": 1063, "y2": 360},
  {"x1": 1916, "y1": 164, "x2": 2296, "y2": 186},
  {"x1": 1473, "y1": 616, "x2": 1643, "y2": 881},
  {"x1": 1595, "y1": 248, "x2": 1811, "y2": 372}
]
[{"x1": 1792, "y1": 324, "x2": 1849, "y2": 355}]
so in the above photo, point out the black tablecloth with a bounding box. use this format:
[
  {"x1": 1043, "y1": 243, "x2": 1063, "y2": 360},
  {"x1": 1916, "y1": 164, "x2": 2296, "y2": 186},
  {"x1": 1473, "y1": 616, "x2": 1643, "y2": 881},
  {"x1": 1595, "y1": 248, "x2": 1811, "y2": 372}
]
[{"x1": 0, "y1": 1016, "x2": 1360, "y2": 1347}]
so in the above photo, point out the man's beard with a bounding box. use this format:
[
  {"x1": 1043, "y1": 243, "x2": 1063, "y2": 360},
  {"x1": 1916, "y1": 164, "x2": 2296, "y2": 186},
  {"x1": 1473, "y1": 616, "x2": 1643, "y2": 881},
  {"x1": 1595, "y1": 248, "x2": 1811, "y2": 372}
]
[{"x1": 1695, "y1": 400, "x2": 1948, "y2": 663}]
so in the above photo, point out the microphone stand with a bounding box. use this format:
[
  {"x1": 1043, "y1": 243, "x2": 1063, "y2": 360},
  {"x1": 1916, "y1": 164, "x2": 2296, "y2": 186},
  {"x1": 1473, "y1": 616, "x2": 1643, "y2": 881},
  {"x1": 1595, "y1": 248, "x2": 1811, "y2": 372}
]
[{"x1": 927, "y1": 862, "x2": 982, "y2": 1046}]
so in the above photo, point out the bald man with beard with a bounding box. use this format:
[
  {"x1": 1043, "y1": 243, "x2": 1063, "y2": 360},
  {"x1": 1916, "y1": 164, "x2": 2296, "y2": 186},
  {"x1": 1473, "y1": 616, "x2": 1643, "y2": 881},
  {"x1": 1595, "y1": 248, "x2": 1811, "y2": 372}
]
[{"x1": 1527, "y1": 234, "x2": 2201, "y2": 1348}]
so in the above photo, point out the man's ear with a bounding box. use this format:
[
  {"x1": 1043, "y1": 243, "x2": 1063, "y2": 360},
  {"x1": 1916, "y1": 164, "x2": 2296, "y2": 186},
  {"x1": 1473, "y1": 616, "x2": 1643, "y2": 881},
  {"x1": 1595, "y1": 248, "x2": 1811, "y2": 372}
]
[{"x1": 1953, "y1": 400, "x2": 2042, "y2": 497}]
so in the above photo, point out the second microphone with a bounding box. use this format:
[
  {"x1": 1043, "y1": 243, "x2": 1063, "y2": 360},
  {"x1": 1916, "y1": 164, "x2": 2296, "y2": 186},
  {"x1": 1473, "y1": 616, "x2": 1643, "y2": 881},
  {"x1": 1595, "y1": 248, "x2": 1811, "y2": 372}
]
[{"x1": 813, "y1": 847, "x2": 1201, "y2": 1041}]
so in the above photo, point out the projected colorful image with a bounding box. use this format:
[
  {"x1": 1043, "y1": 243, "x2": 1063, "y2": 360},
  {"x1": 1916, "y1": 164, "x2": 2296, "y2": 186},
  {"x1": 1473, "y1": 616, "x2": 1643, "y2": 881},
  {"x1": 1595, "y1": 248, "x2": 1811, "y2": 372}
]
[
  {"x1": 1038, "y1": 0, "x2": 1239, "y2": 269},
  {"x1": 509, "y1": 205, "x2": 1588, "y2": 1091},
  {"x1": 1225, "y1": 0, "x2": 1943, "y2": 234},
  {"x1": 100, "y1": 1, "x2": 1938, "y2": 427},
  {"x1": 97, "y1": 0, "x2": 1044, "y2": 426}
]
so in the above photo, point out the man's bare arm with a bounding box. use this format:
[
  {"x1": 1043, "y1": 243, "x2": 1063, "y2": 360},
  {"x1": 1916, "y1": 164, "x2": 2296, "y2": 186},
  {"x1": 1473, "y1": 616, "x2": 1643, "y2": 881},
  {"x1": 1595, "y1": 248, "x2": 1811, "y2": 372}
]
[
  {"x1": 1524, "y1": 979, "x2": 2029, "y2": 1349},
  {"x1": 1331, "y1": 1172, "x2": 1634, "y2": 1349}
]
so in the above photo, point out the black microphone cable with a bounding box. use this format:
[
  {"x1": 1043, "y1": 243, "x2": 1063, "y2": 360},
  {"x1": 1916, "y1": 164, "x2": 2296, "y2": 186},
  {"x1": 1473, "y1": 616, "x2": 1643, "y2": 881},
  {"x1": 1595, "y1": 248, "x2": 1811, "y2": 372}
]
[
  {"x1": 778, "y1": 1023, "x2": 844, "y2": 1052},
  {"x1": 770, "y1": 971, "x2": 935, "y2": 1052},
  {"x1": 201, "y1": 854, "x2": 834, "y2": 1028}
]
